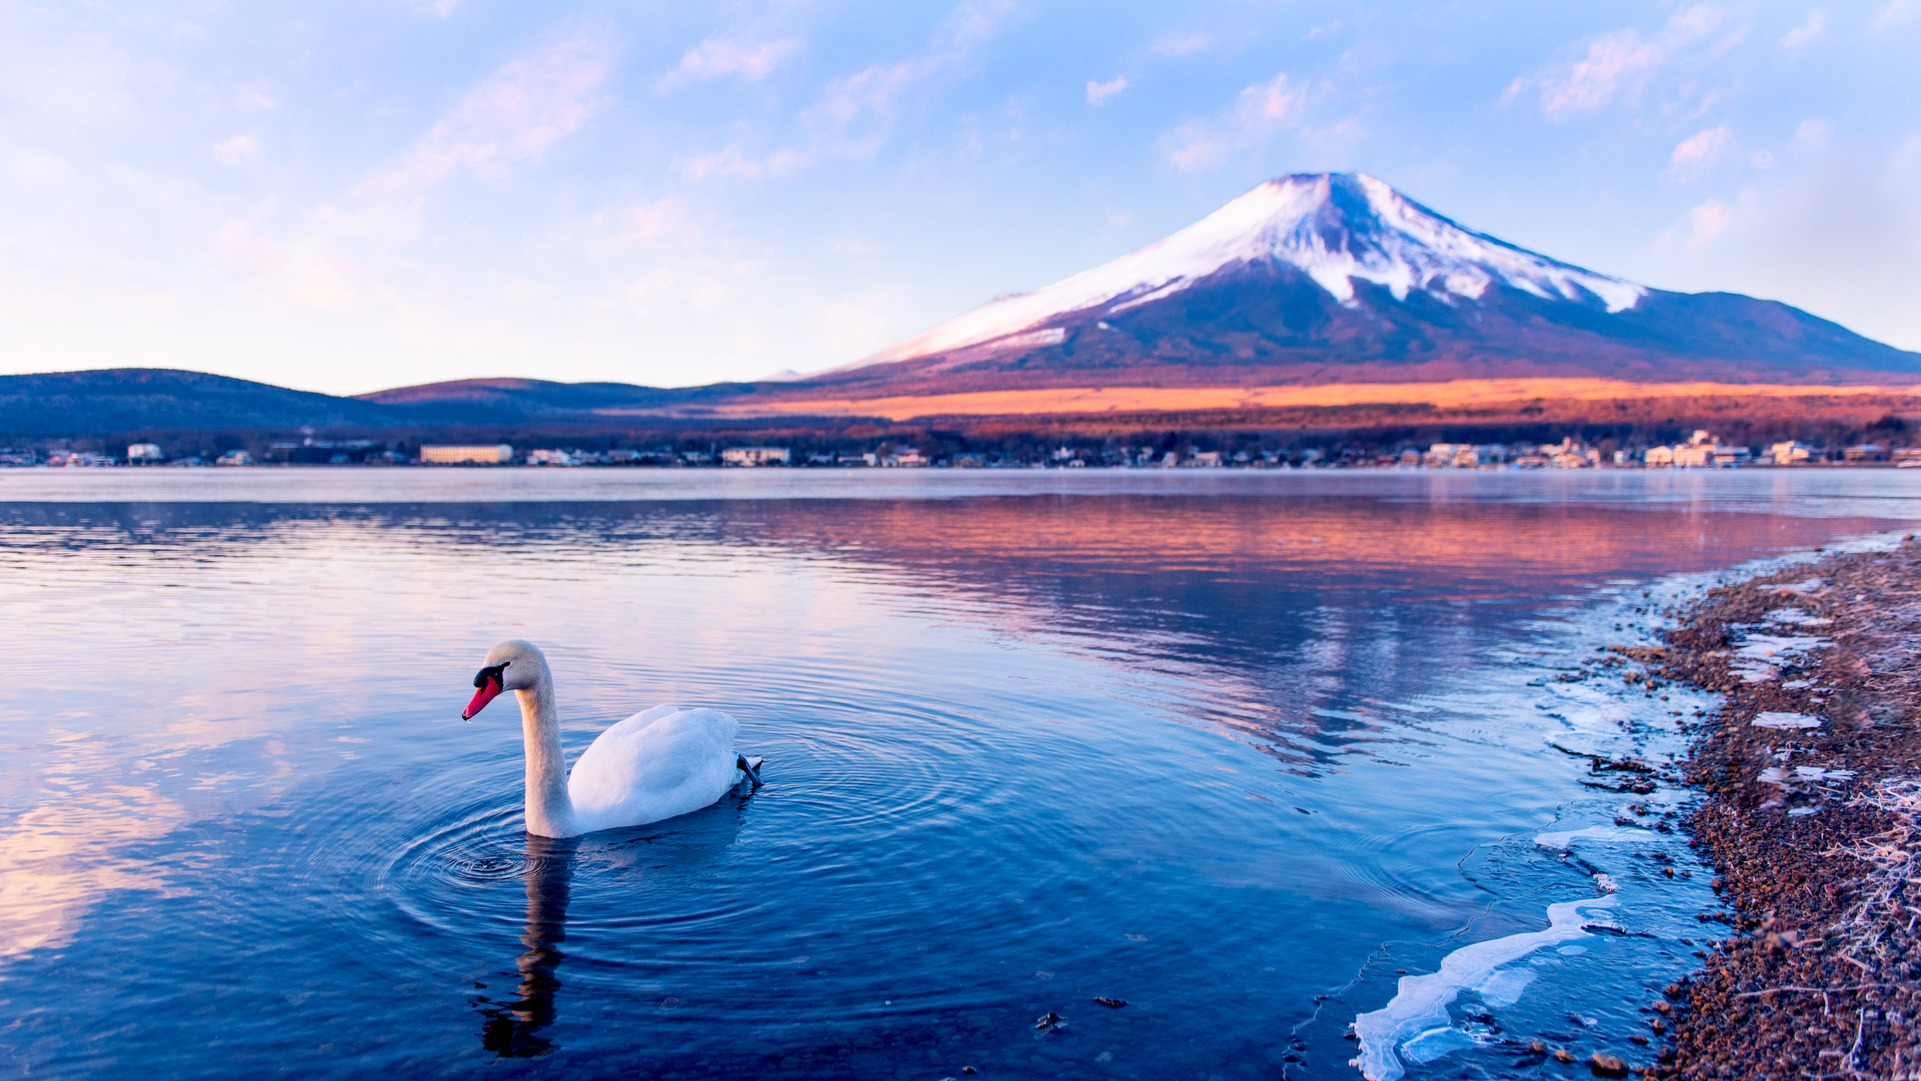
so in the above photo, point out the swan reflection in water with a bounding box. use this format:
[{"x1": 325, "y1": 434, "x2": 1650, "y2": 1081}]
[
  {"x1": 470, "y1": 790, "x2": 756, "y2": 1057},
  {"x1": 474, "y1": 833, "x2": 576, "y2": 1058}
]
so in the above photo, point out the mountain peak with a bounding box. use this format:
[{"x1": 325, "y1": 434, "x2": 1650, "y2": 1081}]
[{"x1": 849, "y1": 173, "x2": 1644, "y2": 371}]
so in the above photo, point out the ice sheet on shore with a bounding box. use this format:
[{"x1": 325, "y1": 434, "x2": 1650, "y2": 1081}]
[
  {"x1": 1351, "y1": 897, "x2": 1617, "y2": 1081},
  {"x1": 1758, "y1": 765, "x2": 1856, "y2": 785},
  {"x1": 1533, "y1": 824, "x2": 1641, "y2": 849},
  {"x1": 1730, "y1": 633, "x2": 1828, "y2": 682},
  {"x1": 1764, "y1": 608, "x2": 1834, "y2": 627},
  {"x1": 1753, "y1": 712, "x2": 1822, "y2": 729}
]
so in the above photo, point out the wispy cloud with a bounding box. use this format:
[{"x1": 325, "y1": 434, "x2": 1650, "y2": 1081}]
[
  {"x1": 1657, "y1": 188, "x2": 1759, "y2": 249},
  {"x1": 660, "y1": 37, "x2": 799, "y2": 91},
  {"x1": 1158, "y1": 72, "x2": 1302, "y2": 172},
  {"x1": 681, "y1": 0, "x2": 1013, "y2": 175},
  {"x1": 1149, "y1": 32, "x2": 1208, "y2": 57},
  {"x1": 1793, "y1": 117, "x2": 1830, "y2": 150},
  {"x1": 614, "y1": 198, "x2": 694, "y2": 244},
  {"x1": 213, "y1": 135, "x2": 259, "y2": 167},
  {"x1": 1674, "y1": 197, "x2": 1734, "y2": 246},
  {"x1": 1669, "y1": 124, "x2": 1733, "y2": 174},
  {"x1": 813, "y1": 1, "x2": 1010, "y2": 136},
  {"x1": 678, "y1": 144, "x2": 805, "y2": 181},
  {"x1": 1086, "y1": 76, "x2": 1127, "y2": 105},
  {"x1": 1873, "y1": 0, "x2": 1918, "y2": 30},
  {"x1": 223, "y1": 38, "x2": 615, "y2": 310},
  {"x1": 359, "y1": 39, "x2": 612, "y2": 201},
  {"x1": 1778, "y1": 11, "x2": 1825, "y2": 48},
  {"x1": 1509, "y1": 5, "x2": 1725, "y2": 119}
]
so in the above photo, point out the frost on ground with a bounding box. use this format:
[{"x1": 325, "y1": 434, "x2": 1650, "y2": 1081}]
[
  {"x1": 1834, "y1": 779, "x2": 1921, "y2": 976},
  {"x1": 1657, "y1": 544, "x2": 1921, "y2": 1078}
]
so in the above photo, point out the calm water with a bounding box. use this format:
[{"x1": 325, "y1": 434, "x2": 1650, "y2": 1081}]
[{"x1": 3, "y1": 469, "x2": 1918, "y2": 1080}]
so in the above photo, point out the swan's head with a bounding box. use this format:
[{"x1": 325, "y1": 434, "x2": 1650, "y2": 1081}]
[{"x1": 461, "y1": 639, "x2": 545, "y2": 720}]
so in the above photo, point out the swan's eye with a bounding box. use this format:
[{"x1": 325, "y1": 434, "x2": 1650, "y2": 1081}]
[{"x1": 473, "y1": 661, "x2": 510, "y2": 688}]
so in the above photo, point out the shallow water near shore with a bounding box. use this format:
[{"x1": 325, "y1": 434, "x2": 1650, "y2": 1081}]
[{"x1": 3, "y1": 469, "x2": 1920, "y2": 1079}]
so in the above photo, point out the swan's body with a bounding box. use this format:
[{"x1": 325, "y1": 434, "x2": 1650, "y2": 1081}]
[
  {"x1": 567, "y1": 705, "x2": 748, "y2": 834},
  {"x1": 461, "y1": 640, "x2": 759, "y2": 839}
]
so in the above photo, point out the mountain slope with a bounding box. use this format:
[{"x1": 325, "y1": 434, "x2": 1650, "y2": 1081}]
[{"x1": 813, "y1": 173, "x2": 1921, "y2": 391}]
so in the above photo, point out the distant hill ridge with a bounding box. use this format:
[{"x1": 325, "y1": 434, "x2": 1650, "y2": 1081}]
[
  {"x1": 0, "y1": 368, "x2": 763, "y2": 437},
  {"x1": 0, "y1": 368, "x2": 412, "y2": 436}
]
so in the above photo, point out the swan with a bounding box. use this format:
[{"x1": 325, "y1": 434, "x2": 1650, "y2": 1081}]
[{"x1": 459, "y1": 640, "x2": 762, "y2": 838}]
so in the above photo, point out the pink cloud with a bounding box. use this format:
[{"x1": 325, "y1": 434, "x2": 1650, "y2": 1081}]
[
  {"x1": 1514, "y1": 6, "x2": 1725, "y2": 119},
  {"x1": 360, "y1": 40, "x2": 612, "y2": 200},
  {"x1": 1086, "y1": 76, "x2": 1127, "y2": 105},
  {"x1": 661, "y1": 37, "x2": 799, "y2": 90},
  {"x1": 1159, "y1": 72, "x2": 1302, "y2": 172}
]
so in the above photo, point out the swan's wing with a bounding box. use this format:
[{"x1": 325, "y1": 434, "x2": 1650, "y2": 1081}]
[
  {"x1": 569, "y1": 708, "x2": 740, "y2": 829},
  {"x1": 614, "y1": 703, "x2": 682, "y2": 733}
]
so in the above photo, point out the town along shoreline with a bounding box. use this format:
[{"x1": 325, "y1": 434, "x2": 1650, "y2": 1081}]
[{"x1": 1641, "y1": 541, "x2": 1921, "y2": 1078}]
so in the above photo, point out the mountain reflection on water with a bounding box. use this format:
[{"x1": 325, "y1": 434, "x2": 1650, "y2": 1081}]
[
  {"x1": 0, "y1": 474, "x2": 1914, "y2": 1080},
  {"x1": 2, "y1": 491, "x2": 1877, "y2": 773}
]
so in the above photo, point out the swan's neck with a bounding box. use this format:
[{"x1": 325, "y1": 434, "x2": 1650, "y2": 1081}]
[{"x1": 516, "y1": 677, "x2": 577, "y2": 837}]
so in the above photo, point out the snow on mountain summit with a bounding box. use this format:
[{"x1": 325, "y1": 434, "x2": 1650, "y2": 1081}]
[{"x1": 854, "y1": 173, "x2": 1645, "y2": 369}]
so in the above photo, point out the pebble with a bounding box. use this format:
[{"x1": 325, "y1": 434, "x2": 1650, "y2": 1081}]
[{"x1": 1589, "y1": 1052, "x2": 1630, "y2": 1078}]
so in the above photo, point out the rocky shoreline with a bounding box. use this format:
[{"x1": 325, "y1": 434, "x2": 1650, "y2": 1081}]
[{"x1": 1643, "y1": 541, "x2": 1921, "y2": 1079}]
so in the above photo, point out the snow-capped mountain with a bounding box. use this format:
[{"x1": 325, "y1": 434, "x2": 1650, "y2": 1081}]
[
  {"x1": 855, "y1": 174, "x2": 1641, "y2": 368},
  {"x1": 819, "y1": 173, "x2": 1919, "y2": 389}
]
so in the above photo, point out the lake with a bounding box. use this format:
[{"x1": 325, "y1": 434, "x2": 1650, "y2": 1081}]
[{"x1": 3, "y1": 468, "x2": 1917, "y2": 1080}]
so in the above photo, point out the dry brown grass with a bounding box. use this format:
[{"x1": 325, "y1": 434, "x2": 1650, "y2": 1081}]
[{"x1": 671, "y1": 379, "x2": 1921, "y2": 422}]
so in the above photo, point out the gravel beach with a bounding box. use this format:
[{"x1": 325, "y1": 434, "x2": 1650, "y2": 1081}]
[{"x1": 1647, "y1": 541, "x2": 1921, "y2": 1079}]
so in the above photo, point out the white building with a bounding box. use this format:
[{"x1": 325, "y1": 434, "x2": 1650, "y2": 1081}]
[
  {"x1": 1425, "y1": 443, "x2": 1503, "y2": 468},
  {"x1": 1659, "y1": 431, "x2": 1749, "y2": 468},
  {"x1": 525, "y1": 449, "x2": 578, "y2": 467},
  {"x1": 721, "y1": 446, "x2": 791, "y2": 466},
  {"x1": 127, "y1": 443, "x2": 163, "y2": 462},
  {"x1": 1671, "y1": 443, "x2": 1713, "y2": 467},
  {"x1": 421, "y1": 444, "x2": 513, "y2": 464},
  {"x1": 1771, "y1": 441, "x2": 1815, "y2": 464}
]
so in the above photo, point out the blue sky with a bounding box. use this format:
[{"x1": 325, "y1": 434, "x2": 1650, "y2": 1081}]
[{"x1": 3, "y1": 1, "x2": 1918, "y2": 394}]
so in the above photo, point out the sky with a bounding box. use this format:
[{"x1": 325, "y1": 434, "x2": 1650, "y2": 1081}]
[{"x1": 2, "y1": 1, "x2": 1918, "y2": 396}]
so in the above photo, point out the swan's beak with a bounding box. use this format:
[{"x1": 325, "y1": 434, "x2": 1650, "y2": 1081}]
[{"x1": 462, "y1": 676, "x2": 504, "y2": 721}]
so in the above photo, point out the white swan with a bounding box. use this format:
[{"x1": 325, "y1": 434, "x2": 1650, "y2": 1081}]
[{"x1": 459, "y1": 639, "x2": 761, "y2": 838}]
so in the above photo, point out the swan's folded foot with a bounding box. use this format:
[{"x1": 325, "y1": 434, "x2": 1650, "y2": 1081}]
[{"x1": 736, "y1": 754, "x2": 763, "y2": 788}]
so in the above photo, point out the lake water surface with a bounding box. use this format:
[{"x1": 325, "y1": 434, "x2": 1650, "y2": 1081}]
[{"x1": 4, "y1": 469, "x2": 1919, "y2": 1080}]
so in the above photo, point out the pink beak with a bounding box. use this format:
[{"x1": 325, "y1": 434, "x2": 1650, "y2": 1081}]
[{"x1": 462, "y1": 676, "x2": 504, "y2": 720}]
